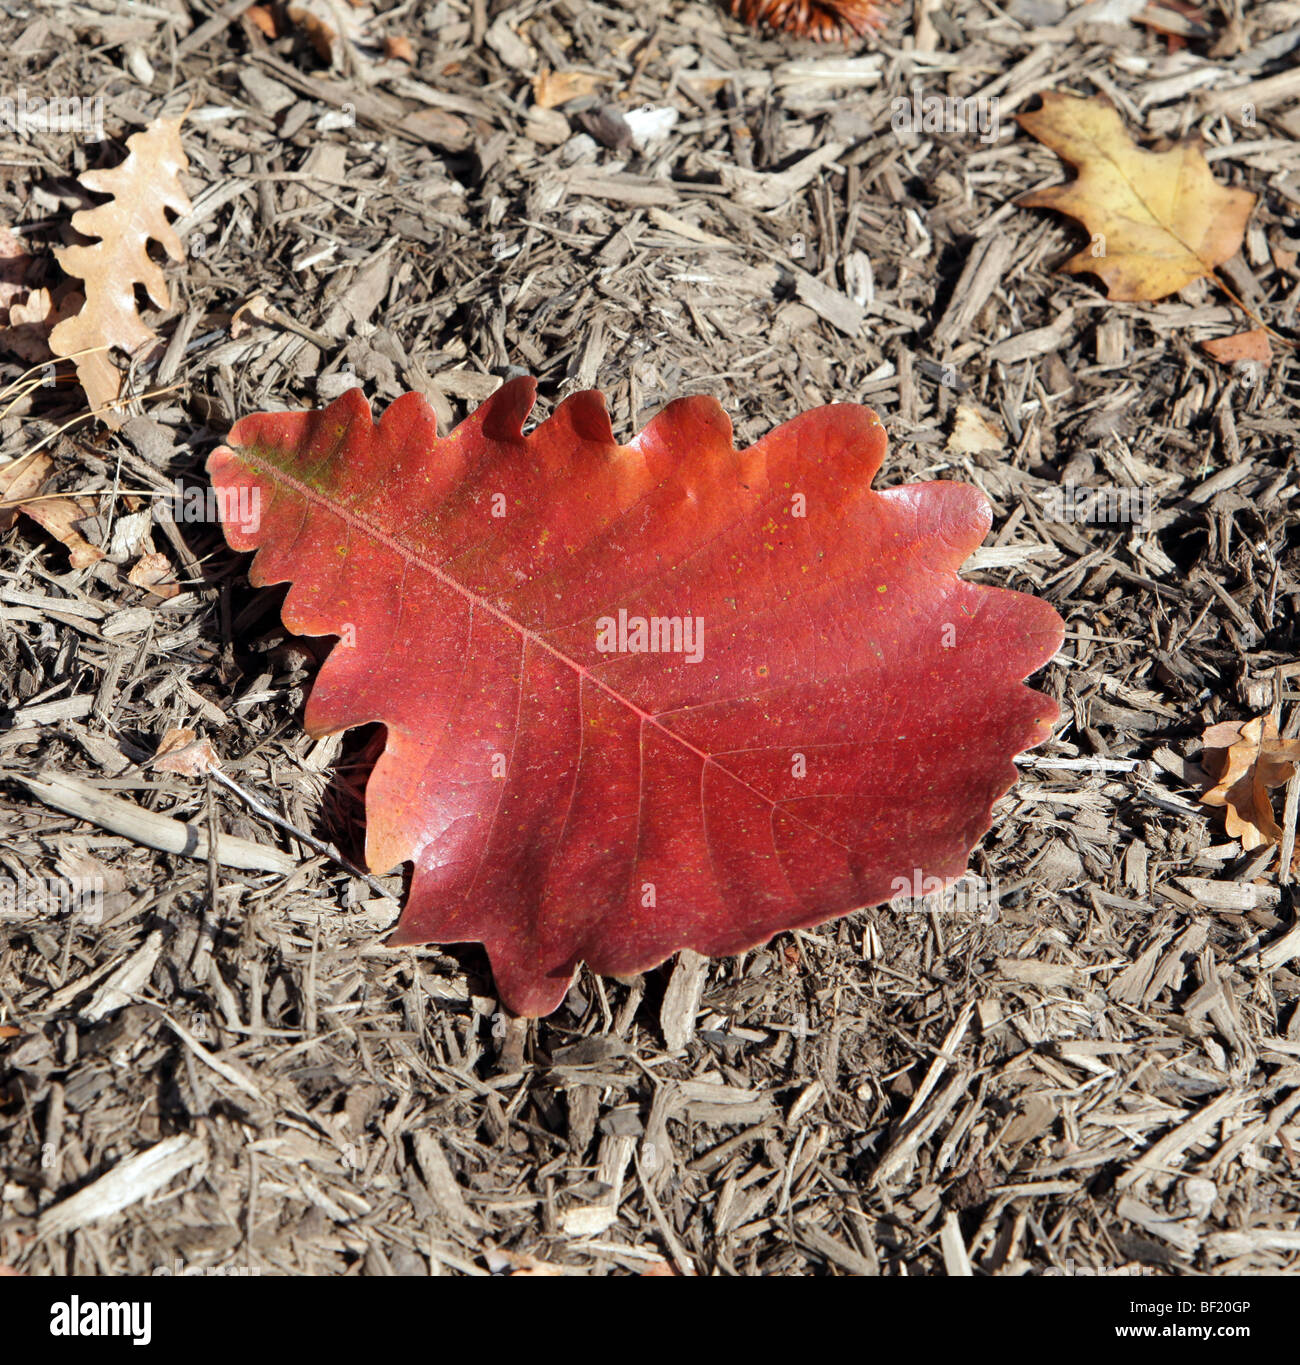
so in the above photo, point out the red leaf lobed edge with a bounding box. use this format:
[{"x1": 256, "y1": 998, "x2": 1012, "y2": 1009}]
[{"x1": 208, "y1": 380, "x2": 1063, "y2": 1015}]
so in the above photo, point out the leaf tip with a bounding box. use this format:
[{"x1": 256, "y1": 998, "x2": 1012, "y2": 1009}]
[
  {"x1": 477, "y1": 375, "x2": 537, "y2": 442},
  {"x1": 637, "y1": 393, "x2": 735, "y2": 460},
  {"x1": 553, "y1": 388, "x2": 616, "y2": 446}
]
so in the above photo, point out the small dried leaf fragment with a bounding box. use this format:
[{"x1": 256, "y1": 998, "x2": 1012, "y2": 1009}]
[
  {"x1": 244, "y1": 4, "x2": 279, "y2": 38},
  {"x1": 128, "y1": 550, "x2": 180, "y2": 598},
  {"x1": 946, "y1": 403, "x2": 1005, "y2": 454},
  {"x1": 229, "y1": 294, "x2": 273, "y2": 339},
  {"x1": 153, "y1": 727, "x2": 220, "y2": 776},
  {"x1": 1200, "y1": 716, "x2": 1300, "y2": 850},
  {"x1": 48, "y1": 114, "x2": 193, "y2": 426},
  {"x1": 5, "y1": 286, "x2": 55, "y2": 363},
  {"x1": 285, "y1": 0, "x2": 376, "y2": 68},
  {"x1": 1135, "y1": 0, "x2": 1213, "y2": 46},
  {"x1": 0, "y1": 226, "x2": 35, "y2": 317},
  {"x1": 0, "y1": 226, "x2": 53, "y2": 362},
  {"x1": 532, "y1": 68, "x2": 603, "y2": 109},
  {"x1": 20, "y1": 495, "x2": 105, "y2": 568},
  {"x1": 1017, "y1": 92, "x2": 1255, "y2": 302},
  {"x1": 0, "y1": 451, "x2": 53, "y2": 532},
  {"x1": 1201, "y1": 329, "x2": 1271, "y2": 366},
  {"x1": 383, "y1": 34, "x2": 414, "y2": 63},
  {"x1": 1, "y1": 449, "x2": 104, "y2": 567},
  {"x1": 482, "y1": 1246, "x2": 568, "y2": 1276}
]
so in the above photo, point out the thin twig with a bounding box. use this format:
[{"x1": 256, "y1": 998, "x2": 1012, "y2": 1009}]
[{"x1": 206, "y1": 767, "x2": 399, "y2": 903}]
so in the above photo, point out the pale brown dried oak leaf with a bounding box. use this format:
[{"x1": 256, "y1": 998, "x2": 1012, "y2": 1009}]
[{"x1": 49, "y1": 115, "x2": 192, "y2": 427}]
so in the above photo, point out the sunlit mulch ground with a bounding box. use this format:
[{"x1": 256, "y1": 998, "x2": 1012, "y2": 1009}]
[{"x1": 1, "y1": 0, "x2": 1299, "y2": 1275}]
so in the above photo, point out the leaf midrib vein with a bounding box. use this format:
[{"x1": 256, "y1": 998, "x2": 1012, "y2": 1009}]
[{"x1": 247, "y1": 447, "x2": 859, "y2": 861}]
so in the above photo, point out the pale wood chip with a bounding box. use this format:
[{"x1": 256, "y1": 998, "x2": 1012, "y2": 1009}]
[{"x1": 37, "y1": 1135, "x2": 204, "y2": 1239}]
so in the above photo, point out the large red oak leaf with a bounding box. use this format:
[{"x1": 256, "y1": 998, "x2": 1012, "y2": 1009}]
[{"x1": 208, "y1": 381, "x2": 1062, "y2": 1016}]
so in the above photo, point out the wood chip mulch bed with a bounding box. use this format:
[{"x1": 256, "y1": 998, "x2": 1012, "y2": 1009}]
[{"x1": 1, "y1": 0, "x2": 1299, "y2": 1276}]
